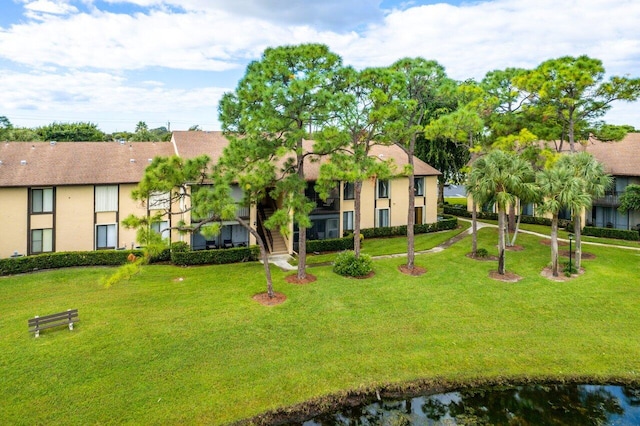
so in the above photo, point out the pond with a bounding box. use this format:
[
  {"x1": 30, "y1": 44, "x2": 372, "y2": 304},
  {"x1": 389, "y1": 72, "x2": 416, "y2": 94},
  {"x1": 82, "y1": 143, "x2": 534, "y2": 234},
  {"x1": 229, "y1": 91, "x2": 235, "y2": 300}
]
[{"x1": 299, "y1": 384, "x2": 640, "y2": 425}]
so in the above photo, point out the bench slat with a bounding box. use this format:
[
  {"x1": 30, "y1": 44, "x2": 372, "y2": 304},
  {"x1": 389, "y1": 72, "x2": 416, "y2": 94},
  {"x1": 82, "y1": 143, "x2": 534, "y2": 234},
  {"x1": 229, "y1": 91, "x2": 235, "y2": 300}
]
[{"x1": 28, "y1": 309, "x2": 79, "y2": 335}]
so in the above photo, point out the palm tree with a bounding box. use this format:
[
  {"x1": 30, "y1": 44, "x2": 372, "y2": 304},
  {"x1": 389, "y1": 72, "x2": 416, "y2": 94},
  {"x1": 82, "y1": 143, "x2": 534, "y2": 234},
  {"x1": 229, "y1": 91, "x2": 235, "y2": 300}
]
[
  {"x1": 468, "y1": 150, "x2": 536, "y2": 274},
  {"x1": 558, "y1": 152, "x2": 611, "y2": 270},
  {"x1": 536, "y1": 162, "x2": 590, "y2": 276}
]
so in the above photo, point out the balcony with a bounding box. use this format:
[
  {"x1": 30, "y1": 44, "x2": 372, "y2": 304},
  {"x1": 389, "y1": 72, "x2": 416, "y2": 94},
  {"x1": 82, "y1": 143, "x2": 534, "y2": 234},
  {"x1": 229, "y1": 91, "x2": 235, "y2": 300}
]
[{"x1": 593, "y1": 193, "x2": 621, "y2": 207}]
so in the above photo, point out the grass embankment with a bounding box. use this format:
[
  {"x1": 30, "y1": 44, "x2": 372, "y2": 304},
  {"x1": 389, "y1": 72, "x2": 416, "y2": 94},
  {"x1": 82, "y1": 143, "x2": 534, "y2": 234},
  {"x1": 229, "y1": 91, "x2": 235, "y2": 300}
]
[{"x1": 2, "y1": 228, "x2": 640, "y2": 424}]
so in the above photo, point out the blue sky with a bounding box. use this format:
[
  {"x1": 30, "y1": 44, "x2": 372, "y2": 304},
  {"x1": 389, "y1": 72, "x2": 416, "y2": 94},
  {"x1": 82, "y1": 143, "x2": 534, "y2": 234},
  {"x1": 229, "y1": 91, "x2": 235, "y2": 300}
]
[{"x1": 0, "y1": 0, "x2": 639, "y2": 133}]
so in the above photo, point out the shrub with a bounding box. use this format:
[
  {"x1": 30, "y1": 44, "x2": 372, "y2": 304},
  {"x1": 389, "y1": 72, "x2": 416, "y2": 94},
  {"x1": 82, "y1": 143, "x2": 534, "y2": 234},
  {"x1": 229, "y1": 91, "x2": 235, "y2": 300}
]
[
  {"x1": 170, "y1": 241, "x2": 190, "y2": 252},
  {"x1": 359, "y1": 215, "x2": 458, "y2": 239},
  {"x1": 582, "y1": 226, "x2": 639, "y2": 241},
  {"x1": 307, "y1": 236, "x2": 354, "y2": 252},
  {"x1": 171, "y1": 246, "x2": 259, "y2": 266},
  {"x1": 562, "y1": 261, "x2": 578, "y2": 277},
  {"x1": 0, "y1": 250, "x2": 144, "y2": 276},
  {"x1": 475, "y1": 248, "x2": 489, "y2": 258},
  {"x1": 333, "y1": 251, "x2": 373, "y2": 277}
]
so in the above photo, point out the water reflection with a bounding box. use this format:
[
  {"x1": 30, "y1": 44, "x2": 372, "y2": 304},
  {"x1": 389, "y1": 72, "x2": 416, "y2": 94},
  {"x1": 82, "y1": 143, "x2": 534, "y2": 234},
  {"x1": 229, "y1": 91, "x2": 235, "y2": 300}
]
[{"x1": 301, "y1": 384, "x2": 640, "y2": 425}]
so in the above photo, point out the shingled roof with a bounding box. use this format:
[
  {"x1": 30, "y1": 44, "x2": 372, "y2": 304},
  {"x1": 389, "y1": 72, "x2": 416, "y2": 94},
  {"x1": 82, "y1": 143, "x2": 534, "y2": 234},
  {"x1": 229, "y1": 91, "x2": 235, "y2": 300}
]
[
  {"x1": 0, "y1": 141, "x2": 175, "y2": 187},
  {"x1": 0, "y1": 131, "x2": 440, "y2": 187},
  {"x1": 580, "y1": 132, "x2": 640, "y2": 176},
  {"x1": 171, "y1": 131, "x2": 441, "y2": 180}
]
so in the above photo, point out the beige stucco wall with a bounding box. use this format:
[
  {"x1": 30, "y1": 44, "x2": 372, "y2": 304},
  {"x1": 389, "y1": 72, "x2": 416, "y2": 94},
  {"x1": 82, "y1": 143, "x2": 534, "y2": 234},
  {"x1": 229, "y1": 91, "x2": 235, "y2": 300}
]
[
  {"x1": 119, "y1": 184, "x2": 147, "y2": 248},
  {"x1": 56, "y1": 186, "x2": 95, "y2": 251},
  {"x1": 0, "y1": 188, "x2": 28, "y2": 258}
]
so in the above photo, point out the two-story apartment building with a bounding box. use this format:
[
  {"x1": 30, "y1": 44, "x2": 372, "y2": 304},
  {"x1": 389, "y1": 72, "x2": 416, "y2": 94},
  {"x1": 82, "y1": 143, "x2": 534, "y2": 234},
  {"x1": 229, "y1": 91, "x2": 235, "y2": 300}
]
[{"x1": 0, "y1": 131, "x2": 441, "y2": 258}]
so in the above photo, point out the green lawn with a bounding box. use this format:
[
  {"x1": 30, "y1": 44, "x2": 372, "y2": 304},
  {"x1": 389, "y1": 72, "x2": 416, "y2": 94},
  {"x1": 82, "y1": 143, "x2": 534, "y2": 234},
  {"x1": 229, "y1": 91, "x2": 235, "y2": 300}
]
[{"x1": 2, "y1": 228, "x2": 640, "y2": 424}]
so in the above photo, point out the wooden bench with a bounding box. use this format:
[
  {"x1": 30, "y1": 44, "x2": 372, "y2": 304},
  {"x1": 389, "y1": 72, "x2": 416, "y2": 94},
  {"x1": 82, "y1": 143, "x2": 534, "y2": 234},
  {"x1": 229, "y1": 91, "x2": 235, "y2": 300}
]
[{"x1": 28, "y1": 309, "x2": 78, "y2": 338}]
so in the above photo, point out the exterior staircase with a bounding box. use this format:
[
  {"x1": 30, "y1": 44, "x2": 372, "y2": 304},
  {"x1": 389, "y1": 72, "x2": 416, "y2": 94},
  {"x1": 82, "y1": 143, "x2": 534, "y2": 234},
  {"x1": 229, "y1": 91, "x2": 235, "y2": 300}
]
[{"x1": 260, "y1": 206, "x2": 289, "y2": 255}]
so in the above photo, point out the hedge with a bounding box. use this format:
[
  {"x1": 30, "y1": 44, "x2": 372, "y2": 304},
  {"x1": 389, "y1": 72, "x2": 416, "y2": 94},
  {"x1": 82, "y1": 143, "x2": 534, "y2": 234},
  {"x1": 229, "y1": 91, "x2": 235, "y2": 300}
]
[
  {"x1": 171, "y1": 246, "x2": 260, "y2": 266},
  {"x1": 359, "y1": 214, "x2": 458, "y2": 239},
  {"x1": 443, "y1": 205, "x2": 572, "y2": 229},
  {"x1": 582, "y1": 226, "x2": 639, "y2": 241},
  {"x1": 0, "y1": 249, "x2": 145, "y2": 276},
  {"x1": 307, "y1": 236, "x2": 354, "y2": 253}
]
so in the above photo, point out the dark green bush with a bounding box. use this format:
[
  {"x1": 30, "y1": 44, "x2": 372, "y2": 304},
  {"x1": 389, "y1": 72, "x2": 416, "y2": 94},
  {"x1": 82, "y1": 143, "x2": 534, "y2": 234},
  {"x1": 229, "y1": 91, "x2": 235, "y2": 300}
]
[
  {"x1": 171, "y1": 246, "x2": 259, "y2": 266},
  {"x1": 582, "y1": 226, "x2": 639, "y2": 241},
  {"x1": 475, "y1": 248, "x2": 489, "y2": 258},
  {"x1": 333, "y1": 251, "x2": 373, "y2": 277},
  {"x1": 443, "y1": 206, "x2": 573, "y2": 228},
  {"x1": 170, "y1": 241, "x2": 190, "y2": 252},
  {"x1": 307, "y1": 236, "x2": 354, "y2": 252},
  {"x1": 0, "y1": 250, "x2": 143, "y2": 276},
  {"x1": 359, "y1": 215, "x2": 458, "y2": 239}
]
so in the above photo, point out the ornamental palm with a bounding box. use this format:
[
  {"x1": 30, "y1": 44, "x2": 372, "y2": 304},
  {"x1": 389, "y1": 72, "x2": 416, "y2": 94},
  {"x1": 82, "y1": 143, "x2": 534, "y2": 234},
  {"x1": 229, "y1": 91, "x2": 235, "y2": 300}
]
[
  {"x1": 537, "y1": 162, "x2": 590, "y2": 277},
  {"x1": 469, "y1": 150, "x2": 536, "y2": 274},
  {"x1": 557, "y1": 152, "x2": 611, "y2": 270}
]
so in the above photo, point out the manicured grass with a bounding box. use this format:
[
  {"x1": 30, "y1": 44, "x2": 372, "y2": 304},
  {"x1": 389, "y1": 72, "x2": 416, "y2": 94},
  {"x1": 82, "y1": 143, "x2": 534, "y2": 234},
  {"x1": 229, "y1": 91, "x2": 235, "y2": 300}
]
[
  {"x1": 444, "y1": 197, "x2": 467, "y2": 206},
  {"x1": 2, "y1": 228, "x2": 640, "y2": 424},
  {"x1": 305, "y1": 223, "x2": 470, "y2": 265}
]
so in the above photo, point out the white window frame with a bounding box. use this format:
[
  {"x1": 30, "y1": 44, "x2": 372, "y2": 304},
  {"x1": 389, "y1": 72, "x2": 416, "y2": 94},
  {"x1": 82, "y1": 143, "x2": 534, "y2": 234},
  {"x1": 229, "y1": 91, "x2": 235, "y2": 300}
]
[
  {"x1": 377, "y1": 179, "x2": 389, "y2": 199},
  {"x1": 149, "y1": 191, "x2": 170, "y2": 210},
  {"x1": 95, "y1": 185, "x2": 118, "y2": 212},
  {"x1": 343, "y1": 211, "x2": 354, "y2": 232},
  {"x1": 31, "y1": 188, "x2": 54, "y2": 213},
  {"x1": 31, "y1": 228, "x2": 53, "y2": 253},
  {"x1": 414, "y1": 177, "x2": 424, "y2": 196},
  {"x1": 96, "y1": 224, "x2": 117, "y2": 249},
  {"x1": 151, "y1": 220, "x2": 170, "y2": 240},
  {"x1": 376, "y1": 208, "x2": 390, "y2": 227}
]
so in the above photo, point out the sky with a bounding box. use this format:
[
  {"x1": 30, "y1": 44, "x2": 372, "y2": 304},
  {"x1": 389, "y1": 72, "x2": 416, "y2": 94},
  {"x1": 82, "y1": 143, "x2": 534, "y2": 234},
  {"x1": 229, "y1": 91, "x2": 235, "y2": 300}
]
[{"x1": 0, "y1": 0, "x2": 639, "y2": 134}]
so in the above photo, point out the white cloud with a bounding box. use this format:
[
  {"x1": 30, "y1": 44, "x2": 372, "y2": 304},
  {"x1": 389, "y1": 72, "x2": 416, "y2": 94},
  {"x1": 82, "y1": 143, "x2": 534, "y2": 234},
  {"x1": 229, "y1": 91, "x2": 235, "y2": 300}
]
[{"x1": 23, "y1": 0, "x2": 78, "y2": 18}]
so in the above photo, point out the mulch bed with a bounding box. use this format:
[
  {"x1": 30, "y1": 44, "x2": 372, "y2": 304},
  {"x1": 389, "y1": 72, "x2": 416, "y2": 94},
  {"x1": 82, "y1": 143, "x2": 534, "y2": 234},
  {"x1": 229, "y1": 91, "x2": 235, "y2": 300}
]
[
  {"x1": 540, "y1": 239, "x2": 568, "y2": 247},
  {"x1": 285, "y1": 273, "x2": 317, "y2": 285},
  {"x1": 488, "y1": 270, "x2": 523, "y2": 283},
  {"x1": 252, "y1": 292, "x2": 287, "y2": 306},
  {"x1": 466, "y1": 253, "x2": 499, "y2": 261},
  {"x1": 559, "y1": 250, "x2": 596, "y2": 259},
  {"x1": 398, "y1": 264, "x2": 427, "y2": 276},
  {"x1": 540, "y1": 266, "x2": 584, "y2": 282}
]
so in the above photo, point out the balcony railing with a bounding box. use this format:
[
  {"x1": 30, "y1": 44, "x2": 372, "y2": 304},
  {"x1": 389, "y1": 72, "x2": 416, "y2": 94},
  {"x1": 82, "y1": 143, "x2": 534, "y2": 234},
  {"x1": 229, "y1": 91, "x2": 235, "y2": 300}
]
[{"x1": 593, "y1": 193, "x2": 621, "y2": 207}]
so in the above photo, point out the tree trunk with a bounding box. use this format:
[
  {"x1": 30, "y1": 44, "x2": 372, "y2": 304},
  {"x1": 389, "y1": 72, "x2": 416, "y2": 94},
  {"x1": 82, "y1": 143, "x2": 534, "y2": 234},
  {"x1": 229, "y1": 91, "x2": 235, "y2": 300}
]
[
  {"x1": 498, "y1": 208, "x2": 506, "y2": 275},
  {"x1": 438, "y1": 179, "x2": 445, "y2": 206},
  {"x1": 354, "y1": 180, "x2": 362, "y2": 258},
  {"x1": 507, "y1": 203, "x2": 516, "y2": 245},
  {"x1": 406, "y1": 136, "x2": 416, "y2": 270},
  {"x1": 237, "y1": 217, "x2": 274, "y2": 298},
  {"x1": 573, "y1": 213, "x2": 582, "y2": 270},
  {"x1": 471, "y1": 200, "x2": 478, "y2": 256},
  {"x1": 510, "y1": 206, "x2": 523, "y2": 246},
  {"x1": 551, "y1": 214, "x2": 559, "y2": 277}
]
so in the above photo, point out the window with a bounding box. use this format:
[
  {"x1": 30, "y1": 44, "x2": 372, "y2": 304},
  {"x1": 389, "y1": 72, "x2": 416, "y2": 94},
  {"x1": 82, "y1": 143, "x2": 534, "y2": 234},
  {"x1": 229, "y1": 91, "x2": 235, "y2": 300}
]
[
  {"x1": 96, "y1": 224, "x2": 117, "y2": 249},
  {"x1": 377, "y1": 179, "x2": 389, "y2": 199},
  {"x1": 343, "y1": 182, "x2": 355, "y2": 200},
  {"x1": 31, "y1": 188, "x2": 53, "y2": 213},
  {"x1": 31, "y1": 229, "x2": 53, "y2": 253},
  {"x1": 151, "y1": 220, "x2": 170, "y2": 240},
  {"x1": 343, "y1": 211, "x2": 354, "y2": 232},
  {"x1": 95, "y1": 185, "x2": 118, "y2": 212},
  {"x1": 414, "y1": 177, "x2": 424, "y2": 196},
  {"x1": 415, "y1": 206, "x2": 424, "y2": 225},
  {"x1": 149, "y1": 191, "x2": 170, "y2": 210},
  {"x1": 376, "y1": 208, "x2": 389, "y2": 227}
]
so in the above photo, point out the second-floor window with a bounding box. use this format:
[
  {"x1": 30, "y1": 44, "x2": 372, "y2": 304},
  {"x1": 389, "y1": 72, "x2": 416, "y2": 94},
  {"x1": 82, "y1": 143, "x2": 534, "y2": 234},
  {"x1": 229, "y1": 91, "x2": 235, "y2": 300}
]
[
  {"x1": 414, "y1": 177, "x2": 424, "y2": 196},
  {"x1": 149, "y1": 191, "x2": 170, "y2": 210},
  {"x1": 343, "y1": 182, "x2": 355, "y2": 200},
  {"x1": 95, "y1": 185, "x2": 118, "y2": 212},
  {"x1": 377, "y1": 179, "x2": 389, "y2": 199},
  {"x1": 31, "y1": 188, "x2": 53, "y2": 213}
]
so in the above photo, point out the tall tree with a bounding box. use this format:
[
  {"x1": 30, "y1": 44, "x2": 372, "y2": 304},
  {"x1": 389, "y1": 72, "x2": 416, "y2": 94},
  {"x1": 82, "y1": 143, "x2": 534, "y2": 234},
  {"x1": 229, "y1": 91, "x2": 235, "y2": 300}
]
[
  {"x1": 315, "y1": 66, "x2": 395, "y2": 258},
  {"x1": 218, "y1": 43, "x2": 346, "y2": 281},
  {"x1": 515, "y1": 55, "x2": 640, "y2": 152},
  {"x1": 536, "y1": 161, "x2": 589, "y2": 277},
  {"x1": 468, "y1": 150, "x2": 536, "y2": 274},
  {"x1": 558, "y1": 152, "x2": 611, "y2": 270},
  {"x1": 384, "y1": 57, "x2": 451, "y2": 272},
  {"x1": 481, "y1": 67, "x2": 529, "y2": 140}
]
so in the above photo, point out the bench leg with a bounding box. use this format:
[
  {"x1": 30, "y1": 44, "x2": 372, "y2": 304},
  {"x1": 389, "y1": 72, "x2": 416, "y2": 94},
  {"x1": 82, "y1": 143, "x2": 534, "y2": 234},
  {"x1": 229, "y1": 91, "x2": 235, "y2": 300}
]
[
  {"x1": 69, "y1": 322, "x2": 74, "y2": 331},
  {"x1": 35, "y1": 329, "x2": 40, "y2": 338}
]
